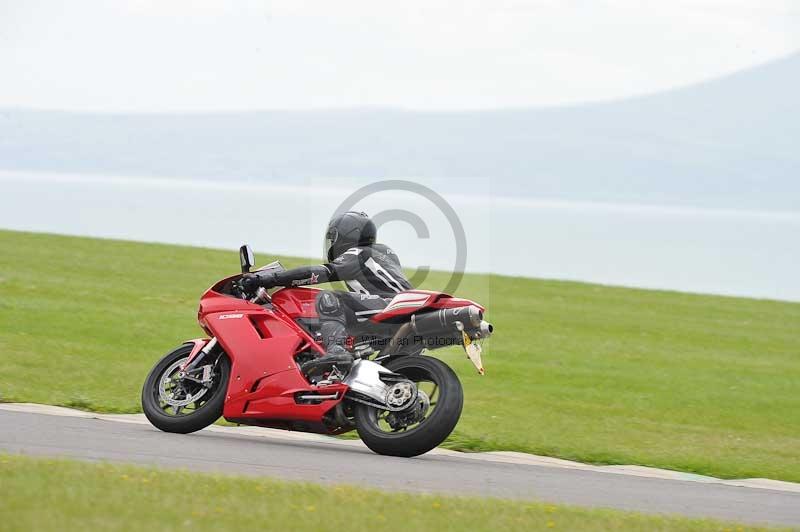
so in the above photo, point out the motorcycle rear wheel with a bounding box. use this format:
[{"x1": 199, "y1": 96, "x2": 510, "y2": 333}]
[
  {"x1": 141, "y1": 343, "x2": 230, "y2": 434},
  {"x1": 354, "y1": 355, "x2": 463, "y2": 457}
]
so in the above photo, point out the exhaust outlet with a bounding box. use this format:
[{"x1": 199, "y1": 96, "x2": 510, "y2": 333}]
[{"x1": 476, "y1": 320, "x2": 494, "y2": 339}]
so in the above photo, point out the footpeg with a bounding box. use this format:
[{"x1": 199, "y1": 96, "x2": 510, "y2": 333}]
[{"x1": 301, "y1": 353, "x2": 354, "y2": 379}]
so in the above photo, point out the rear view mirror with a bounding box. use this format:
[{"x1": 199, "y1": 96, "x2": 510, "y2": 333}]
[{"x1": 239, "y1": 244, "x2": 255, "y2": 273}]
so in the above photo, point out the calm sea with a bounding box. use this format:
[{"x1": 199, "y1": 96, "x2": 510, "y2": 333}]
[{"x1": 1, "y1": 170, "x2": 798, "y2": 302}]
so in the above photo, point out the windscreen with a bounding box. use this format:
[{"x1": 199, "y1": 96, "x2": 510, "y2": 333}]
[{"x1": 253, "y1": 260, "x2": 285, "y2": 274}]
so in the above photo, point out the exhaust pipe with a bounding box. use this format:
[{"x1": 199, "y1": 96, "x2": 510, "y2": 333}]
[
  {"x1": 475, "y1": 320, "x2": 494, "y2": 339},
  {"x1": 380, "y1": 306, "x2": 492, "y2": 357},
  {"x1": 411, "y1": 305, "x2": 483, "y2": 336}
]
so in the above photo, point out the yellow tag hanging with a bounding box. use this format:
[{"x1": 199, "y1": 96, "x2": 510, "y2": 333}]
[{"x1": 462, "y1": 330, "x2": 485, "y2": 375}]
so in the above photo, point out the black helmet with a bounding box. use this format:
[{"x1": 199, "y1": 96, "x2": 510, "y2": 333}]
[{"x1": 325, "y1": 211, "x2": 376, "y2": 261}]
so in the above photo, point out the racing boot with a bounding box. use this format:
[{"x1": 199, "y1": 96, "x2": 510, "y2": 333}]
[{"x1": 301, "y1": 320, "x2": 354, "y2": 378}]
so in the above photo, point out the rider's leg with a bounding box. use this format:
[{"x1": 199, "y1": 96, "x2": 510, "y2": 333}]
[
  {"x1": 302, "y1": 291, "x2": 391, "y2": 377},
  {"x1": 317, "y1": 291, "x2": 349, "y2": 354},
  {"x1": 301, "y1": 291, "x2": 355, "y2": 377}
]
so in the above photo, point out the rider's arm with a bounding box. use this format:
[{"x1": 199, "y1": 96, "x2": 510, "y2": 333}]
[
  {"x1": 249, "y1": 249, "x2": 363, "y2": 288},
  {"x1": 255, "y1": 264, "x2": 333, "y2": 288}
]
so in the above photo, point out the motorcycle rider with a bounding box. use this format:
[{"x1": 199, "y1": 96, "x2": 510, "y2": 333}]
[{"x1": 241, "y1": 211, "x2": 412, "y2": 377}]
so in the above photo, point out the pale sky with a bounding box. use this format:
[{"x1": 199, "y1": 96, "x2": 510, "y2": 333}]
[{"x1": 1, "y1": 0, "x2": 798, "y2": 111}]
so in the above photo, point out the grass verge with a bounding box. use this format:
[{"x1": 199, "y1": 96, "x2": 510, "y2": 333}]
[
  {"x1": 0, "y1": 454, "x2": 772, "y2": 531},
  {"x1": 1, "y1": 230, "x2": 799, "y2": 481}
]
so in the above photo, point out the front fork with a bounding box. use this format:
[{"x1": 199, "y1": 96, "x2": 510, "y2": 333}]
[{"x1": 179, "y1": 337, "x2": 219, "y2": 385}]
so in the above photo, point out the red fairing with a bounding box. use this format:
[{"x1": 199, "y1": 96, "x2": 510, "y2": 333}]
[
  {"x1": 197, "y1": 284, "x2": 334, "y2": 427},
  {"x1": 270, "y1": 287, "x2": 320, "y2": 318},
  {"x1": 371, "y1": 290, "x2": 484, "y2": 323},
  {"x1": 197, "y1": 284, "x2": 265, "y2": 329},
  {"x1": 242, "y1": 371, "x2": 348, "y2": 423}
]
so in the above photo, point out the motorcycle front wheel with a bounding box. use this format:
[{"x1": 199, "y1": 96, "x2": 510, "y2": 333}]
[
  {"x1": 141, "y1": 343, "x2": 230, "y2": 434},
  {"x1": 354, "y1": 355, "x2": 463, "y2": 457}
]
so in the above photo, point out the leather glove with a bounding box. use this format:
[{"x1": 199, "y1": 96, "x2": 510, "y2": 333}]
[{"x1": 240, "y1": 271, "x2": 278, "y2": 292}]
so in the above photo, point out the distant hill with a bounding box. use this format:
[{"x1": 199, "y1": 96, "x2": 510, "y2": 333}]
[{"x1": 1, "y1": 53, "x2": 798, "y2": 210}]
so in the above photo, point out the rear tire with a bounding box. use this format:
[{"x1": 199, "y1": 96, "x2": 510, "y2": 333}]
[
  {"x1": 141, "y1": 343, "x2": 230, "y2": 434},
  {"x1": 354, "y1": 355, "x2": 463, "y2": 457}
]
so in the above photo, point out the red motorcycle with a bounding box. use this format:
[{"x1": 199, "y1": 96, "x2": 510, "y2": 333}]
[{"x1": 142, "y1": 245, "x2": 493, "y2": 457}]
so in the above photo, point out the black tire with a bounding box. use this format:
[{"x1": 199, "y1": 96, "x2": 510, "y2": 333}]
[
  {"x1": 141, "y1": 343, "x2": 230, "y2": 434},
  {"x1": 354, "y1": 355, "x2": 463, "y2": 457}
]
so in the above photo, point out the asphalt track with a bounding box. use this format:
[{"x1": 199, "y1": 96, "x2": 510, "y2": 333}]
[{"x1": 1, "y1": 407, "x2": 799, "y2": 527}]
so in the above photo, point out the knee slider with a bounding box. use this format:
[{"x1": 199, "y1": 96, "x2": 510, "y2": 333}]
[{"x1": 315, "y1": 291, "x2": 341, "y2": 317}]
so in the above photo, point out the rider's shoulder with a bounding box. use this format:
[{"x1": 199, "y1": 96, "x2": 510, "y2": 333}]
[
  {"x1": 332, "y1": 246, "x2": 365, "y2": 264},
  {"x1": 333, "y1": 244, "x2": 394, "y2": 263},
  {"x1": 370, "y1": 242, "x2": 395, "y2": 255},
  {"x1": 342, "y1": 247, "x2": 364, "y2": 256}
]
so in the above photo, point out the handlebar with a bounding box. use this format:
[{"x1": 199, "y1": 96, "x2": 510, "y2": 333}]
[
  {"x1": 233, "y1": 277, "x2": 271, "y2": 304},
  {"x1": 250, "y1": 286, "x2": 271, "y2": 304}
]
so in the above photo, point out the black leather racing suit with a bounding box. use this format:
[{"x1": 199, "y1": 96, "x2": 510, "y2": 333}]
[{"x1": 263, "y1": 243, "x2": 412, "y2": 353}]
